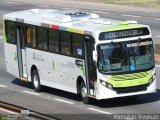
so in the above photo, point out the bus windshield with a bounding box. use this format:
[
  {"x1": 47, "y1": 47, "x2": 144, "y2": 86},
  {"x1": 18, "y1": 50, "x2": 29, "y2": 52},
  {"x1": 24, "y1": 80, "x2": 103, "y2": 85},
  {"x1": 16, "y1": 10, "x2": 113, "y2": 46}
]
[{"x1": 98, "y1": 38, "x2": 154, "y2": 74}]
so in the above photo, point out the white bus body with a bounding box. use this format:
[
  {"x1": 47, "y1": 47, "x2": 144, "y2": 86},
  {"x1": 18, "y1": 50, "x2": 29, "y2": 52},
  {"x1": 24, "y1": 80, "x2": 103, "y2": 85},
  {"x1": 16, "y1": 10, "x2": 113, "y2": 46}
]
[{"x1": 3, "y1": 9, "x2": 156, "y2": 103}]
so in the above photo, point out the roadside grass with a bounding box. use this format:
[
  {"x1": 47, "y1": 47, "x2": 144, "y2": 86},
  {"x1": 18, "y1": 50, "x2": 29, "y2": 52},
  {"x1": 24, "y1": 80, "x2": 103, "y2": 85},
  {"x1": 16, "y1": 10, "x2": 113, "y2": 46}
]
[{"x1": 77, "y1": 0, "x2": 160, "y2": 8}]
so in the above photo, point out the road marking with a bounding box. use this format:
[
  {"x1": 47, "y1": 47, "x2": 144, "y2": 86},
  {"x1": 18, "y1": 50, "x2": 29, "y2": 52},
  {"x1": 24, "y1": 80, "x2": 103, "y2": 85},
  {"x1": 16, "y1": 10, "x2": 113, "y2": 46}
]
[
  {"x1": 155, "y1": 64, "x2": 160, "y2": 68},
  {"x1": 37, "y1": 5, "x2": 49, "y2": 8},
  {"x1": 22, "y1": 91, "x2": 41, "y2": 96},
  {"x1": 46, "y1": 96, "x2": 51, "y2": 99},
  {"x1": 0, "y1": 107, "x2": 18, "y2": 114},
  {"x1": 156, "y1": 36, "x2": 160, "y2": 38},
  {"x1": 54, "y1": 98, "x2": 75, "y2": 105},
  {"x1": 88, "y1": 108, "x2": 112, "y2": 114},
  {"x1": 93, "y1": 10, "x2": 110, "y2": 14},
  {"x1": 0, "y1": 84, "x2": 7, "y2": 88},
  {"x1": 0, "y1": 36, "x2": 3, "y2": 39},
  {"x1": 121, "y1": 14, "x2": 141, "y2": 18},
  {"x1": 153, "y1": 18, "x2": 160, "y2": 21},
  {"x1": 4, "y1": 1, "x2": 21, "y2": 5}
]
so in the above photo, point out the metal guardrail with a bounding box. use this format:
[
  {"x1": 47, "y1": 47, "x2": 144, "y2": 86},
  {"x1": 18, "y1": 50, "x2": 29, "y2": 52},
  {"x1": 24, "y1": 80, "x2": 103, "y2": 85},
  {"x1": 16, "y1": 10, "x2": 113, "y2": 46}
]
[{"x1": 0, "y1": 101, "x2": 61, "y2": 120}]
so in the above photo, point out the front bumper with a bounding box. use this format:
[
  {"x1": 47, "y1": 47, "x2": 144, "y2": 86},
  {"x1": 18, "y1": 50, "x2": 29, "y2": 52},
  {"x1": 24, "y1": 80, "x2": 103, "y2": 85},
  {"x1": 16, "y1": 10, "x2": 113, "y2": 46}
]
[{"x1": 96, "y1": 78, "x2": 156, "y2": 100}]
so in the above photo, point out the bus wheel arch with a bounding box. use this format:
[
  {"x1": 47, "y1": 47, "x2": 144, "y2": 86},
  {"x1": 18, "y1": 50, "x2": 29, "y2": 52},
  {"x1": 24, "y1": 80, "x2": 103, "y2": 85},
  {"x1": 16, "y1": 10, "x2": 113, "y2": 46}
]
[{"x1": 31, "y1": 65, "x2": 42, "y2": 92}]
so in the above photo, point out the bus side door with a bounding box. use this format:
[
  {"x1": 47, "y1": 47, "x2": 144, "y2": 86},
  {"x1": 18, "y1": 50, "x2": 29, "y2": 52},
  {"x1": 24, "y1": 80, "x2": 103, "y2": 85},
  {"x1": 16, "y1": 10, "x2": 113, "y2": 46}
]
[
  {"x1": 84, "y1": 36, "x2": 97, "y2": 94},
  {"x1": 16, "y1": 25, "x2": 28, "y2": 78}
]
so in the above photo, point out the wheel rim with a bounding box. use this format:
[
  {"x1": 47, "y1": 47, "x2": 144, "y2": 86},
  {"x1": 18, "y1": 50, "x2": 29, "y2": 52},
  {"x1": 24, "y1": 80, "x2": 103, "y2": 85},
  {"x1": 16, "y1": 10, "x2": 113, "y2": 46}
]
[
  {"x1": 33, "y1": 74, "x2": 39, "y2": 88},
  {"x1": 81, "y1": 87, "x2": 87, "y2": 98}
]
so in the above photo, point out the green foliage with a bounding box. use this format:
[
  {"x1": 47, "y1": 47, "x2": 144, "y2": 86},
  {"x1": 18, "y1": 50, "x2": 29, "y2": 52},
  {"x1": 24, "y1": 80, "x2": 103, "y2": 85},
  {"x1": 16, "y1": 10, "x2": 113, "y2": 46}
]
[{"x1": 0, "y1": 116, "x2": 7, "y2": 120}]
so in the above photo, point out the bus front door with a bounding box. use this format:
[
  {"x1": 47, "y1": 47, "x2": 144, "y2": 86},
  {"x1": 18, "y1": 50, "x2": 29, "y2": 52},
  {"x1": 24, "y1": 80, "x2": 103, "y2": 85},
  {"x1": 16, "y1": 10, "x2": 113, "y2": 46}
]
[
  {"x1": 16, "y1": 26, "x2": 27, "y2": 79},
  {"x1": 84, "y1": 36, "x2": 97, "y2": 95}
]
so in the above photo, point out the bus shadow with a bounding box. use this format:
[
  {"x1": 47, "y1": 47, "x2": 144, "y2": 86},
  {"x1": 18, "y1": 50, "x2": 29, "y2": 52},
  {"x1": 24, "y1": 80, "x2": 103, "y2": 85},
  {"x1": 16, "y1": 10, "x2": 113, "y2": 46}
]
[
  {"x1": 11, "y1": 78, "x2": 82, "y2": 101},
  {"x1": 42, "y1": 86, "x2": 82, "y2": 101},
  {"x1": 90, "y1": 90, "x2": 160, "y2": 108},
  {"x1": 11, "y1": 78, "x2": 33, "y2": 89},
  {"x1": 11, "y1": 79, "x2": 160, "y2": 108}
]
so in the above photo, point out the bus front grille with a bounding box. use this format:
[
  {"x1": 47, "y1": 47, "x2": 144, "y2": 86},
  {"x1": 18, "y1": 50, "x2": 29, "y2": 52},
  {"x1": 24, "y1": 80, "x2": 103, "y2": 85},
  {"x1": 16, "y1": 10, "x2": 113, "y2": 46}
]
[{"x1": 114, "y1": 84, "x2": 148, "y2": 94}]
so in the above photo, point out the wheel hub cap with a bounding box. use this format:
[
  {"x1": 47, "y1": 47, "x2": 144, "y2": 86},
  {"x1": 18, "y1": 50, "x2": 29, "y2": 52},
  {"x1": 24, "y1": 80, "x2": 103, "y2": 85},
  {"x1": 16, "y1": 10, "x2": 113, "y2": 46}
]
[{"x1": 33, "y1": 75, "x2": 38, "y2": 88}]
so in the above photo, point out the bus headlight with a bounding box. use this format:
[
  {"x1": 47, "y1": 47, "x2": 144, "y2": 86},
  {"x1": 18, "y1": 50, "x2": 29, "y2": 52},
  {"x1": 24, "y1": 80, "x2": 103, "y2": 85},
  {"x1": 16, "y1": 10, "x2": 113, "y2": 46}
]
[
  {"x1": 100, "y1": 80, "x2": 113, "y2": 90},
  {"x1": 100, "y1": 80, "x2": 106, "y2": 86}
]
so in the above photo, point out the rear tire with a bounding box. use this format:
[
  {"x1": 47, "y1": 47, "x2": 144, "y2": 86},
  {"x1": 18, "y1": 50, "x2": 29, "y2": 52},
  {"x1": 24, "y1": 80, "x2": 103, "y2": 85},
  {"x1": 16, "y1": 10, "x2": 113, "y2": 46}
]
[
  {"x1": 80, "y1": 82, "x2": 90, "y2": 104},
  {"x1": 31, "y1": 69, "x2": 42, "y2": 92}
]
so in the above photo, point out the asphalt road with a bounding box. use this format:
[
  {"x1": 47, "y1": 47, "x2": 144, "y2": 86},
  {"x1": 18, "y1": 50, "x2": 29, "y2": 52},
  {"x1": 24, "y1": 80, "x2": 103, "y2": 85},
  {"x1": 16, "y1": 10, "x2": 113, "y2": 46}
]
[{"x1": 0, "y1": 1, "x2": 160, "y2": 119}]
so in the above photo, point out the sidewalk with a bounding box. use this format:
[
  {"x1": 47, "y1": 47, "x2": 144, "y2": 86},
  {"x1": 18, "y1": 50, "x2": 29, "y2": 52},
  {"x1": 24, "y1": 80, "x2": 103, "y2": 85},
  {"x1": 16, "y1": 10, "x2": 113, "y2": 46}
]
[{"x1": 4, "y1": 0, "x2": 160, "y2": 19}]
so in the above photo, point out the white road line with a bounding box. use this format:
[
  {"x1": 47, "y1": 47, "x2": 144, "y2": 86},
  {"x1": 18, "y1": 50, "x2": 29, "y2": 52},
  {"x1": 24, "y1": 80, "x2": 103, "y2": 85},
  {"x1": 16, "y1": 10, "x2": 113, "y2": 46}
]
[
  {"x1": 92, "y1": 10, "x2": 110, "y2": 14},
  {"x1": 153, "y1": 18, "x2": 160, "y2": 21},
  {"x1": 22, "y1": 90, "x2": 41, "y2": 96},
  {"x1": 0, "y1": 84, "x2": 7, "y2": 88},
  {"x1": 156, "y1": 36, "x2": 160, "y2": 38},
  {"x1": 0, "y1": 107, "x2": 18, "y2": 114},
  {"x1": 88, "y1": 108, "x2": 112, "y2": 114},
  {"x1": 4, "y1": 1, "x2": 21, "y2": 5},
  {"x1": 54, "y1": 98, "x2": 75, "y2": 105},
  {"x1": 121, "y1": 14, "x2": 141, "y2": 18},
  {"x1": 0, "y1": 36, "x2": 3, "y2": 39},
  {"x1": 37, "y1": 5, "x2": 49, "y2": 8},
  {"x1": 156, "y1": 64, "x2": 160, "y2": 68}
]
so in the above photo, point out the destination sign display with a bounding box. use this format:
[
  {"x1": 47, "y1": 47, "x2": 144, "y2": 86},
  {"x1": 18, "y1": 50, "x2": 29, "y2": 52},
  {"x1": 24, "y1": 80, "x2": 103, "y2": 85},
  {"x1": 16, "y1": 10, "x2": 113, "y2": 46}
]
[{"x1": 99, "y1": 28, "x2": 150, "y2": 40}]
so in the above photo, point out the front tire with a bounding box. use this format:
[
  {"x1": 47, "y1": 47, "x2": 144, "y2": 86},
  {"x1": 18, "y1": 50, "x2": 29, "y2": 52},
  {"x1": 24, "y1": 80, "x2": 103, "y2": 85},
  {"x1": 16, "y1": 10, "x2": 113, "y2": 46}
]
[
  {"x1": 80, "y1": 82, "x2": 90, "y2": 104},
  {"x1": 31, "y1": 69, "x2": 42, "y2": 92}
]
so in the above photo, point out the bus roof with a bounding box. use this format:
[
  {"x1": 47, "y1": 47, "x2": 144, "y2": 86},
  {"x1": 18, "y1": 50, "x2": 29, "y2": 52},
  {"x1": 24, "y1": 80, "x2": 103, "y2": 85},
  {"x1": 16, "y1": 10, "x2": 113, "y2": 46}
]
[{"x1": 3, "y1": 9, "x2": 147, "y2": 35}]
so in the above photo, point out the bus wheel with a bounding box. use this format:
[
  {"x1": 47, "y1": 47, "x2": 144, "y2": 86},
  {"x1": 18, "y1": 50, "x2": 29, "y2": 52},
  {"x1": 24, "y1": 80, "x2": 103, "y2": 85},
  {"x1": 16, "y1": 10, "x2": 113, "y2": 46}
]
[
  {"x1": 80, "y1": 82, "x2": 90, "y2": 104},
  {"x1": 32, "y1": 69, "x2": 42, "y2": 92}
]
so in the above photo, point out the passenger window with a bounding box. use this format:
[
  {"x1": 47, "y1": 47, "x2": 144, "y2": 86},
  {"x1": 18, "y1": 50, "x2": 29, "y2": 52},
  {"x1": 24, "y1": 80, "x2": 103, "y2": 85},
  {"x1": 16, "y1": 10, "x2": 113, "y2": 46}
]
[
  {"x1": 26, "y1": 26, "x2": 37, "y2": 48},
  {"x1": 37, "y1": 28, "x2": 47, "y2": 50},
  {"x1": 72, "y1": 34, "x2": 83, "y2": 57},
  {"x1": 60, "y1": 31, "x2": 71, "y2": 55},
  {"x1": 5, "y1": 21, "x2": 16, "y2": 44},
  {"x1": 48, "y1": 30, "x2": 59, "y2": 52},
  {"x1": 32, "y1": 27, "x2": 37, "y2": 48},
  {"x1": 26, "y1": 26, "x2": 33, "y2": 47}
]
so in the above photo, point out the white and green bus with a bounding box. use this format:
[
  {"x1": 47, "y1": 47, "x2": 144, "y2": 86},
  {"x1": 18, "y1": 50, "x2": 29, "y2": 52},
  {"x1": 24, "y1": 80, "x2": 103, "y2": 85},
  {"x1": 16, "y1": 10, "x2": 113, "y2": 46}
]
[{"x1": 3, "y1": 9, "x2": 156, "y2": 104}]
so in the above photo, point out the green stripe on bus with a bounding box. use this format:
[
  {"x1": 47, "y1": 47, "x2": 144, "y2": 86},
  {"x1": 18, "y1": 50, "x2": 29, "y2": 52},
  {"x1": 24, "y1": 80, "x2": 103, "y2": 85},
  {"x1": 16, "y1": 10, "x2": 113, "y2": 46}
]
[
  {"x1": 3, "y1": 18, "x2": 6, "y2": 43},
  {"x1": 119, "y1": 21, "x2": 129, "y2": 25},
  {"x1": 67, "y1": 27, "x2": 83, "y2": 34},
  {"x1": 81, "y1": 66, "x2": 85, "y2": 77},
  {"x1": 107, "y1": 72, "x2": 152, "y2": 88},
  {"x1": 103, "y1": 24, "x2": 144, "y2": 32},
  {"x1": 14, "y1": 52, "x2": 17, "y2": 61},
  {"x1": 52, "y1": 61, "x2": 55, "y2": 70}
]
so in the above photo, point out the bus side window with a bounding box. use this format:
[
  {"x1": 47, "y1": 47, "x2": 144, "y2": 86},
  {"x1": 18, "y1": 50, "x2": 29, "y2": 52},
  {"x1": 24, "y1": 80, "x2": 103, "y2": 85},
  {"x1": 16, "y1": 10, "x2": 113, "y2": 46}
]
[
  {"x1": 48, "y1": 29, "x2": 59, "y2": 52},
  {"x1": 37, "y1": 27, "x2": 47, "y2": 50},
  {"x1": 60, "y1": 31, "x2": 71, "y2": 55},
  {"x1": 72, "y1": 34, "x2": 83, "y2": 57},
  {"x1": 5, "y1": 21, "x2": 16, "y2": 44},
  {"x1": 32, "y1": 27, "x2": 37, "y2": 48},
  {"x1": 26, "y1": 26, "x2": 33, "y2": 47},
  {"x1": 26, "y1": 26, "x2": 36, "y2": 48}
]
